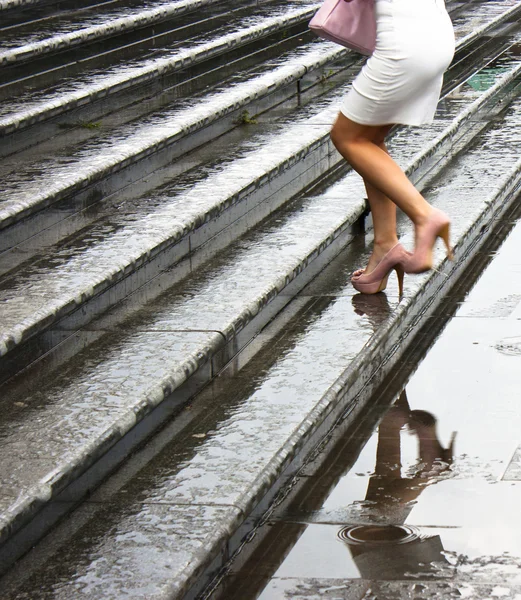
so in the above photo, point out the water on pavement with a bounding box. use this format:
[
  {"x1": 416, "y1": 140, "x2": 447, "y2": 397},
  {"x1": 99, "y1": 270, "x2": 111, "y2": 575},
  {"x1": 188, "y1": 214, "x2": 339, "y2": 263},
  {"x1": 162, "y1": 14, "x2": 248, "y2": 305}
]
[{"x1": 219, "y1": 211, "x2": 521, "y2": 599}]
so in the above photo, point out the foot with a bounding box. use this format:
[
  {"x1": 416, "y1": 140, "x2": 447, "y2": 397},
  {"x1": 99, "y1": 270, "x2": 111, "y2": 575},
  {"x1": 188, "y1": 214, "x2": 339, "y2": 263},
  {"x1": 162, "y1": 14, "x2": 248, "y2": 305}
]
[
  {"x1": 405, "y1": 208, "x2": 452, "y2": 274},
  {"x1": 351, "y1": 242, "x2": 410, "y2": 295}
]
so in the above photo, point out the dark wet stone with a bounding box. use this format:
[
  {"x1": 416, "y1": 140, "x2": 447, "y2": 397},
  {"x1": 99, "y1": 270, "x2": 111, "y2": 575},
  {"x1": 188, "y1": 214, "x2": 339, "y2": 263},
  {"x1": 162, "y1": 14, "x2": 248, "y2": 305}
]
[
  {"x1": 0, "y1": 503, "x2": 242, "y2": 599},
  {"x1": 0, "y1": 0, "x2": 219, "y2": 67}
]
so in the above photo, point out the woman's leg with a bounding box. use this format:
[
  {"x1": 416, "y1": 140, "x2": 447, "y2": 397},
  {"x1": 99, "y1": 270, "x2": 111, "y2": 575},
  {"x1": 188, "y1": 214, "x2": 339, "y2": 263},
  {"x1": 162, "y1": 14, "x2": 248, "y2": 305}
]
[
  {"x1": 362, "y1": 127, "x2": 400, "y2": 274},
  {"x1": 331, "y1": 113, "x2": 436, "y2": 259}
]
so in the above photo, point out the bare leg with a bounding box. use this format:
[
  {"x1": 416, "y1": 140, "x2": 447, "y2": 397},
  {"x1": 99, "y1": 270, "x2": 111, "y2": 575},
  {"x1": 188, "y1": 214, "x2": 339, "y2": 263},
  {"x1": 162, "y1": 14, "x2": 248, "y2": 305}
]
[
  {"x1": 331, "y1": 113, "x2": 435, "y2": 258},
  {"x1": 363, "y1": 132, "x2": 400, "y2": 274}
]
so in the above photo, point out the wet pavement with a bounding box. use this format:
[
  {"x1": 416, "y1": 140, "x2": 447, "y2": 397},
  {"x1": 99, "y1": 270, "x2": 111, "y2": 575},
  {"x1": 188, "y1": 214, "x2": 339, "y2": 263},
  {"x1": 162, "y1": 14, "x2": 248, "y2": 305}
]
[
  {"x1": 218, "y1": 215, "x2": 521, "y2": 599},
  {"x1": 2, "y1": 1, "x2": 521, "y2": 597}
]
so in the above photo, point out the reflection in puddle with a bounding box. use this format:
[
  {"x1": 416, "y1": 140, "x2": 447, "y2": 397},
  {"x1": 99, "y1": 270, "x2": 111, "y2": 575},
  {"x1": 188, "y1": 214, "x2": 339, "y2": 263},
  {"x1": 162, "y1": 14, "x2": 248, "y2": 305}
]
[
  {"x1": 337, "y1": 390, "x2": 457, "y2": 580},
  {"x1": 339, "y1": 524, "x2": 447, "y2": 580},
  {"x1": 364, "y1": 391, "x2": 456, "y2": 512},
  {"x1": 352, "y1": 293, "x2": 392, "y2": 331}
]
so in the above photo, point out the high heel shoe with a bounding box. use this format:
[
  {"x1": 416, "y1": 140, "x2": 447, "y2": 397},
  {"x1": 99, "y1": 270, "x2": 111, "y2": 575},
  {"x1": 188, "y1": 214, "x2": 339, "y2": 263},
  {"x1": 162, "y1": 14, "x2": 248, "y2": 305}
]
[
  {"x1": 351, "y1": 243, "x2": 410, "y2": 296},
  {"x1": 405, "y1": 208, "x2": 453, "y2": 274},
  {"x1": 408, "y1": 410, "x2": 457, "y2": 474}
]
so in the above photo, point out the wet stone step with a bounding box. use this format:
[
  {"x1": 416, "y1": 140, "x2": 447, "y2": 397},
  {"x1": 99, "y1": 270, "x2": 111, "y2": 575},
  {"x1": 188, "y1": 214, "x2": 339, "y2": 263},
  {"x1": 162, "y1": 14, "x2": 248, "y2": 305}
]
[
  {"x1": 0, "y1": 0, "x2": 515, "y2": 238},
  {"x1": 1, "y1": 62, "x2": 521, "y2": 585},
  {"x1": 0, "y1": 0, "x2": 86, "y2": 14},
  {"x1": 0, "y1": 51, "x2": 360, "y2": 274},
  {"x1": 0, "y1": 0, "x2": 153, "y2": 30},
  {"x1": 0, "y1": 79, "x2": 359, "y2": 275},
  {"x1": 2, "y1": 88, "x2": 521, "y2": 597},
  {"x1": 0, "y1": 0, "x2": 222, "y2": 66},
  {"x1": 0, "y1": 33, "x2": 518, "y2": 373},
  {"x1": 0, "y1": 4, "x2": 512, "y2": 258},
  {"x1": 449, "y1": 0, "x2": 521, "y2": 42},
  {"x1": 1, "y1": 10, "x2": 516, "y2": 279},
  {"x1": 0, "y1": 0, "x2": 510, "y2": 132},
  {"x1": 0, "y1": 0, "x2": 53, "y2": 13},
  {"x1": 0, "y1": 1, "x2": 513, "y2": 240},
  {"x1": 0, "y1": 0, "x2": 270, "y2": 103},
  {"x1": 0, "y1": 41, "x2": 348, "y2": 233},
  {"x1": 0, "y1": 0, "x2": 320, "y2": 136}
]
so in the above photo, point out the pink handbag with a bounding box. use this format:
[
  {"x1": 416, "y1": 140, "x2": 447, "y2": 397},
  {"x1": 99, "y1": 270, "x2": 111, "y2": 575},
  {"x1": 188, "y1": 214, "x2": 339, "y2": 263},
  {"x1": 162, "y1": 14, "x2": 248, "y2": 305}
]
[{"x1": 309, "y1": 0, "x2": 376, "y2": 56}]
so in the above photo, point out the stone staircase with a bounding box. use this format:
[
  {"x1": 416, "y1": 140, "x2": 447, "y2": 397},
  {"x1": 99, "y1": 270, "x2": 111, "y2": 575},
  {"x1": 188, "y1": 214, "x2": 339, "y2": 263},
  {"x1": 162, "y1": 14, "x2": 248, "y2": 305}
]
[{"x1": 1, "y1": 0, "x2": 521, "y2": 598}]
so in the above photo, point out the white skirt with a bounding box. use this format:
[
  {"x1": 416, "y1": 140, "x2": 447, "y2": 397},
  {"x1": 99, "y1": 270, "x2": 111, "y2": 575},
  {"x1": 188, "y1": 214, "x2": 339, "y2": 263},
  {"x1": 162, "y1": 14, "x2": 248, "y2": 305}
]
[{"x1": 340, "y1": 0, "x2": 455, "y2": 126}]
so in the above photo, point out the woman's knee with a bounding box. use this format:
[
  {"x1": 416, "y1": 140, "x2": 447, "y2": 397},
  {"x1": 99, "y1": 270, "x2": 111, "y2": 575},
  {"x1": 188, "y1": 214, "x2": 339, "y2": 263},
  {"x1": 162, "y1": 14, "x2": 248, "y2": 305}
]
[
  {"x1": 330, "y1": 119, "x2": 346, "y2": 151},
  {"x1": 331, "y1": 126, "x2": 366, "y2": 164},
  {"x1": 331, "y1": 117, "x2": 390, "y2": 158}
]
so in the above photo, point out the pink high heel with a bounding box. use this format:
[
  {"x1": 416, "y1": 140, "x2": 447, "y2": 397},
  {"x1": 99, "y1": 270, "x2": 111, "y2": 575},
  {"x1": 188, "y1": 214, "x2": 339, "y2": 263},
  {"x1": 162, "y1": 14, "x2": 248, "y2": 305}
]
[
  {"x1": 351, "y1": 243, "x2": 410, "y2": 296},
  {"x1": 405, "y1": 208, "x2": 453, "y2": 274}
]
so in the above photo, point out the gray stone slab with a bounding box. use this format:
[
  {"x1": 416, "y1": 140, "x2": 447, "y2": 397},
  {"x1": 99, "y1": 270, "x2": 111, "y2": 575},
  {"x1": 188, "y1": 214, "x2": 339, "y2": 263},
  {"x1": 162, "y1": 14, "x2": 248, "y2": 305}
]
[
  {"x1": 85, "y1": 296, "x2": 374, "y2": 508},
  {"x1": 76, "y1": 194, "x2": 361, "y2": 333},
  {"x1": 450, "y1": 0, "x2": 521, "y2": 51},
  {"x1": 3, "y1": 64, "x2": 521, "y2": 556},
  {"x1": 0, "y1": 0, "x2": 44, "y2": 10},
  {"x1": 0, "y1": 502, "x2": 243, "y2": 599},
  {"x1": 0, "y1": 330, "x2": 220, "y2": 541}
]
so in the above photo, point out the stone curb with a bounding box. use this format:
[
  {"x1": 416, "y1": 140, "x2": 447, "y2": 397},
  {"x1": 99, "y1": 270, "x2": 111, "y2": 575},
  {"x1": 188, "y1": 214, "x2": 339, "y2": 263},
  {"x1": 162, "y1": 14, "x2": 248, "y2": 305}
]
[
  {"x1": 0, "y1": 52, "x2": 518, "y2": 362},
  {"x1": 1, "y1": 61, "x2": 519, "y2": 566},
  {"x1": 0, "y1": 0, "x2": 217, "y2": 67}
]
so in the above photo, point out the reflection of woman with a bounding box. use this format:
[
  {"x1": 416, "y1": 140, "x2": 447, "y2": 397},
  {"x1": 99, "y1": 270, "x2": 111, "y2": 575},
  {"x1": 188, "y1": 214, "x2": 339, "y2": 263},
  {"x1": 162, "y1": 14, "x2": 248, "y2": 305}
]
[
  {"x1": 331, "y1": 0, "x2": 456, "y2": 295},
  {"x1": 340, "y1": 390, "x2": 456, "y2": 579},
  {"x1": 365, "y1": 391, "x2": 455, "y2": 513}
]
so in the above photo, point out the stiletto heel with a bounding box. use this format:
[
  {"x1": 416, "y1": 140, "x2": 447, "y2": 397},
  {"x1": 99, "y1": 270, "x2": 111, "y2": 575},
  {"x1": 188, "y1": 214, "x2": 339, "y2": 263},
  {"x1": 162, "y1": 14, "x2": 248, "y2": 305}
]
[
  {"x1": 439, "y1": 222, "x2": 453, "y2": 261},
  {"x1": 351, "y1": 243, "x2": 410, "y2": 295},
  {"x1": 395, "y1": 265, "x2": 404, "y2": 297},
  {"x1": 404, "y1": 208, "x2": 452, "y2": 274}
]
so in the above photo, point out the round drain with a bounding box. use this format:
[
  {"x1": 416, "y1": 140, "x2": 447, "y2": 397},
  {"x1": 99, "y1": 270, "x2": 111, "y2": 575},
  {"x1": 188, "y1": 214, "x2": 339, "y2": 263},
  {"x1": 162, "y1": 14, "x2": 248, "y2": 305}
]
[{"x1": 338, "y1": 525, "x2": 421, "y2": 546}]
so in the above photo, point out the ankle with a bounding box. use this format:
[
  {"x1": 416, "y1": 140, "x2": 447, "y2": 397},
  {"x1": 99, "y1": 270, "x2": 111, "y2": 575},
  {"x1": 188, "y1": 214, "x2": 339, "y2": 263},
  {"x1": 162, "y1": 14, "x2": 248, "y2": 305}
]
[
  {"x1": 373, "y1": 238, "x2": 399, "y2": 251},
  {"x1": 413, "y1": 206, "x2": 436, "y2": 227}
]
